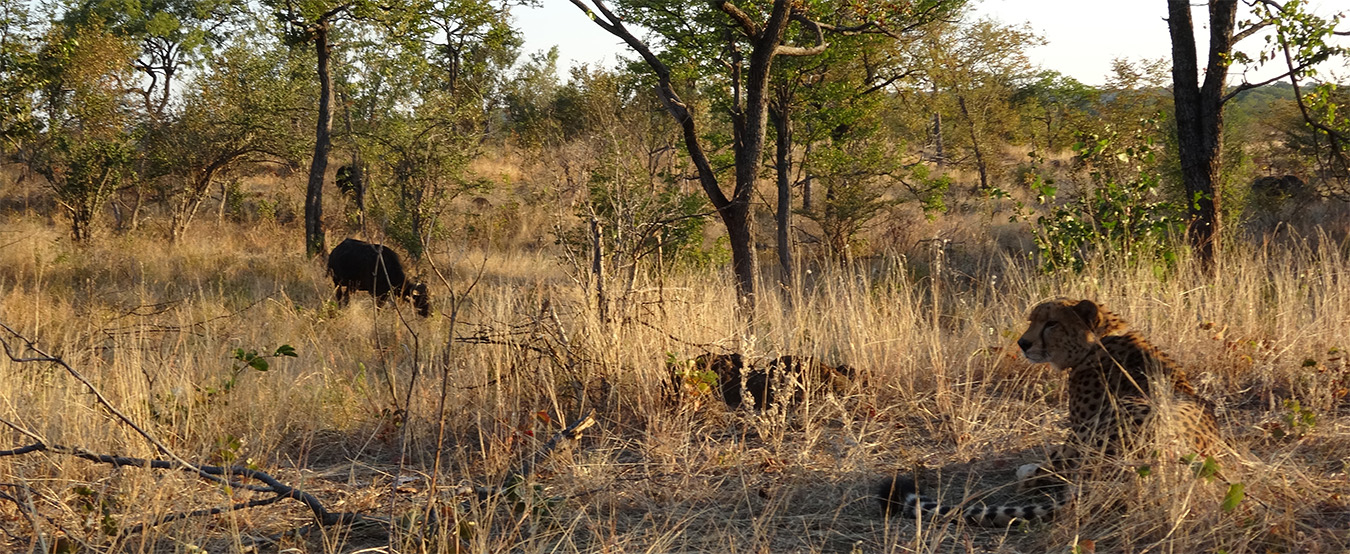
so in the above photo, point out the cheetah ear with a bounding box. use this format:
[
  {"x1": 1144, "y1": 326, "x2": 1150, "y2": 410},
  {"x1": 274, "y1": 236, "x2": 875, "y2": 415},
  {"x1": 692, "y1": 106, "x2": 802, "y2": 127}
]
[
  {"x1": 1073, "y1": 299, "x2": 1125, "y2": 336},
  {"x1": 1072, "y1": 299, "x2": 1102, "y2": 331}
]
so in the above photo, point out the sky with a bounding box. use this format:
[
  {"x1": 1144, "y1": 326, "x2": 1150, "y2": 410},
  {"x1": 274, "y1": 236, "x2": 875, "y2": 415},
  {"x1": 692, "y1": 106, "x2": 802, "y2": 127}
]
[{"x1": 515, "y1": 0, "x2": 1348, "y2": 87}]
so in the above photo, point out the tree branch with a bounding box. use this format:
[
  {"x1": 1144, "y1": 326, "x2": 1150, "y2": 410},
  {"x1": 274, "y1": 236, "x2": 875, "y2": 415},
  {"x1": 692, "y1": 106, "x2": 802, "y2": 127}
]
[
  {"x1": 776, "y1": 14, "x2": 827, "y2": 57},
  {"x1": 0, "y1": 440, "x2": 358, "y2": 526},
  {"x1": 1230, "y1": 18, "x2": 1272, "y2": 44},
  {"x1": 858, "y1": 69, "x2": 920, "y2": 97},
  {"x1": 0, "y1": 323, "x2": 211, "y2": 480},
  {"x1": 717, "y1": 0, "x2": 760, "y2": 38},
  {"x1": 569, "y1": 0, "x2": 731, "y2": 209},
  {"x1": 1220, "y1": 58, "x2": 1314, "y2": 104}
]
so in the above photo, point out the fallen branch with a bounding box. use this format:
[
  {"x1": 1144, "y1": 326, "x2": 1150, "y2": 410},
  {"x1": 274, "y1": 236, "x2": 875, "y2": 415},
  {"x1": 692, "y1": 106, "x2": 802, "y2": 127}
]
[
  {"x1": 0, "y1": 483, "x2": 45, "y2": 553},
  {"x1": 0, "y1": 320, "x2": 601, "y2": 546},
  {"x1": 0, "y1": 412, "x2": 600, "y2": 541},
  {"x1": 0, "y1": 322, "x2": 364, "y2": 534},
  {"x1": 0, "y1": 440, "x2": 359, "y2": 528},
  {"x1": 1, "y1": 323, "x2": 209, "y2": 478}
]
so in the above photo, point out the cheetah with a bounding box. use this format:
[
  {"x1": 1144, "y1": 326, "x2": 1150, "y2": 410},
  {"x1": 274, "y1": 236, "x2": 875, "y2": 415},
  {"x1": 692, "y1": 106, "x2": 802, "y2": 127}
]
[
  {"x1": 879, "y1": 298, "x2": 1221, "y2": 525},
  {"x1": 668, "y1": 353, "x2": 856, "y2": 409}
]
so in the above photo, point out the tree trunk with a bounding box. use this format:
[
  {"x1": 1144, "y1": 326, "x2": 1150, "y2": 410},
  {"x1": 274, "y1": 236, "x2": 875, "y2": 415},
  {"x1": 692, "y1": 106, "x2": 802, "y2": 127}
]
[
  {"x1": 721, "y1": 202, "x2": 756, "y2": 306},
  {"x1": 1167, "y1": 0, "x2": 1236, "y2": 267},
  {"x1": 339, "y1": 90, "x2": 366, "y2": 227},
  {"x1": 931, "y1": 82, "x2": 945, "y2": 171},
  {"x1": 126, "y1": 185, "x2": 144, "y2": 232},
  {"x1": 802, "y1": 142, "x2": 814, "y2": 214},
  {"x1": 305, "y1": 23, "x2": 334, "y2": 258},
  {"x1": 218, "y1": 180, "x2": 228, "y2": 222},
  {"x1": 770, "y1": 104, "x2": 794, "y2": 291},
  {"x1": 590, "y1": 217, "x2": 608, "y2": 325},
  {"x1": 573, "y1": 0, "x2": 809, "y2": 310},
  {"x1": 957, "y1": 95, "x2": 988, "y2": 191},
  {"x1": 721, "y1": 1, "x2": 795, "y2": 309}
]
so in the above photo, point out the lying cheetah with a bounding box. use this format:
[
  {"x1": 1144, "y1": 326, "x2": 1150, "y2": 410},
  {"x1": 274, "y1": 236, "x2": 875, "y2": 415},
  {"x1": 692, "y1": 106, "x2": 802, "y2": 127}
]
[
  {"x1": 879, "y1": 298, "x2": 1221, "y2": 525},
  {"x1": 668, "y1": 353, "x2": 856, "y2": 409}
]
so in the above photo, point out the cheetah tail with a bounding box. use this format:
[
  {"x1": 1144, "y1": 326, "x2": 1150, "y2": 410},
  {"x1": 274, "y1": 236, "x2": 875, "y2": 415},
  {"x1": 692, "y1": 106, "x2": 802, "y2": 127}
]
[{"x1": 876, "y1": 476, "x2": 1065, "y2": 526}]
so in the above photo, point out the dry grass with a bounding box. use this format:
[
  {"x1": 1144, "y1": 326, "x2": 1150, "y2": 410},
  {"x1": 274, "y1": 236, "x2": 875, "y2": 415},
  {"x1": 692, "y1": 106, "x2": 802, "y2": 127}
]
[{"x1": 0, "y1": 209, "x2": 1347, "y2": 554}]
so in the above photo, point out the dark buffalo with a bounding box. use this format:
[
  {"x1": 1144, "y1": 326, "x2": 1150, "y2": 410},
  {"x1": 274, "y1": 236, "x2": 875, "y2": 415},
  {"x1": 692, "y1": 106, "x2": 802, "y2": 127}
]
[{"x1": 327, "y1": 238, "x2": 430, "y2": 317}]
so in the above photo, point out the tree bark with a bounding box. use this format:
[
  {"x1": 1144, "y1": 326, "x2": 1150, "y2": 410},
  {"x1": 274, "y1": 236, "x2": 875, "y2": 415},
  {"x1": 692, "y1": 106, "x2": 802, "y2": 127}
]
[
  {"x1": 338, "y1": 86, "x2": 366, "y2": 227},
  {"x1": 305, "y1": 23, "x2": 334, "y2": 258},
  {"x1": 1167, "y1": 0, "x2": 1236, "y2": 267},
  {"x1": 590, "y1": 217, "x2": 608, "y2": 325},
  {"x1": 770, "y1": 103, "x2": 794, "y2": 291},
  {"x1": 802, "y1": 145, "x2": 814, "y2": 214}
]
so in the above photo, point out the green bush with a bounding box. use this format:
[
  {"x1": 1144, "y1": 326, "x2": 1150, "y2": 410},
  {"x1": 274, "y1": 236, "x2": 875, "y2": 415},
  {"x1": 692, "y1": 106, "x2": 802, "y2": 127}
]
[{"x1": 997, "y1": 117, "x2": 1182, "y2": 272}]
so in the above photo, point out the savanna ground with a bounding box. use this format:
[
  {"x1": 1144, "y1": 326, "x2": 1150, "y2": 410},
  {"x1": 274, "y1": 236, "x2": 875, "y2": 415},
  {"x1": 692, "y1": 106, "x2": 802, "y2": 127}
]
[{"x1": 1, "y1": 163, "x2": 1349, "y2": 554}]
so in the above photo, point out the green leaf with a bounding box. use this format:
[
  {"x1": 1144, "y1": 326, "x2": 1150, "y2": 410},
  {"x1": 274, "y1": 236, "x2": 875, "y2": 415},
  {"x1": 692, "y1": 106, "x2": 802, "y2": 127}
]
[
  {"x1": 248, "y1": 357, "x2": 269, "y2": 372},
  {"x1": 1193, "y1": 455, "x2": 1221, "y2": 482},
  {"x1": 1221, "y1": 482, "x2": 1245, "y2": 512},
  {"x1": 275, "y1": 344, "x2": 297, "y2": 357}
]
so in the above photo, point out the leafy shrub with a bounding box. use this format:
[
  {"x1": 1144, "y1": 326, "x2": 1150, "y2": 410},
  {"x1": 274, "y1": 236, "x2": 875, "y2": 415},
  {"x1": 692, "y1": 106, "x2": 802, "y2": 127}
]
[{"x1": 996, "y1": 117, "x2": 1182, "y2": 272}]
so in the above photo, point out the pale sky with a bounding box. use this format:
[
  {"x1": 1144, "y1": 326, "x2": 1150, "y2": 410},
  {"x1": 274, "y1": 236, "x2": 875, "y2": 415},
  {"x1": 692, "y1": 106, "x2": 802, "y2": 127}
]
[{"x1": 516, "y1": 1, "x2": 1348, "y2": 87}]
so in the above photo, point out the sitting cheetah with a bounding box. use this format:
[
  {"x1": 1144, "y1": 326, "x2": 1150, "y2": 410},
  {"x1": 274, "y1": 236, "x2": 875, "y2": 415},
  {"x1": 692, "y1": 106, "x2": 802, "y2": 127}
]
[{"x1": 879, "y1": 298, "x2": 1221, "y2": 525}]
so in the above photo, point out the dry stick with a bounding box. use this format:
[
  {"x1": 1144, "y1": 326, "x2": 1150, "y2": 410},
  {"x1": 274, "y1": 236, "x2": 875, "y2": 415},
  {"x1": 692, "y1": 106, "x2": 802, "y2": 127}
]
[
  {"x1": 0, "y1": 441, "x2": 354, "y2": 526},
  {"x1": 423, "y1": 254, "x2": 486, "y2": 539},
  {"x1": 0, "y1": 484, "x2": 46, "y2": 553},
  {"x1": 454, "y1": 410, "x2": 599, "y2": 501},
  {"x1": 24, "y1": 493, "x2": 99, "y2": 554},
  {"x1": 0, "y1": 323, "x2": 205, "y2": 475},
  {"x1": 124, "y1": 495, "x2": 288, "y2": 534},
  {"x1": 452, "y1": 333, "x2": 553, "y2": 356},
  {"x1": 632, "y1": 317, "x2": 736, "y2": 353},
  {"x1": 392, "y1": 282, "x2": 423, "y2": 535},
  {"x1": 503, "y1": 411, "x2": 597, "y2": 489},
  {"x1": 0, "y1": 417, "x2": 272, "y2": 496},
  {"x1": 0, "y1": 321, "x2": 599, "y2": 538},
  {"x1": 91, "y1": 290, "x2": 277, "y2": 342},
  {"x1": 0, "y1": 324, "x2": 356, "y2": 527}
]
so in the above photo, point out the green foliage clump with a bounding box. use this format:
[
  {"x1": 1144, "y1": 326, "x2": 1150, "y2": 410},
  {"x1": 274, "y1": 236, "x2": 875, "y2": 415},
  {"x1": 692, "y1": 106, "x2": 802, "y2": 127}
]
[
  {"x1": 31, "y1": 136, "x2": 137, "y2": 241},
  {"x1": 997, "y1": 116, "x2": 1182, "y2": 273},
  {"x1": 1271, "y1": 398, "x2": 1316, "y2": 439},
  {"x1": 562, "y1": 167, "x2": 714, "y2": 273}
]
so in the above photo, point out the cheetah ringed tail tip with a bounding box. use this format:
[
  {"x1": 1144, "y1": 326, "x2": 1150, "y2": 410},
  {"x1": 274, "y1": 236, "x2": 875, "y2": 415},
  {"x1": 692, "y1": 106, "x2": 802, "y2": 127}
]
[{"x1": 877, "y1": 476, "x2": 1066, "y2": 526}]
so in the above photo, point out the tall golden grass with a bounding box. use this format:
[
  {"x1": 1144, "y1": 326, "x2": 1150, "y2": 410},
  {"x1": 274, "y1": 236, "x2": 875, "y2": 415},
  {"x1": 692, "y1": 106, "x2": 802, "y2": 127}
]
[{"x1": 0, "y1": 210, "x2": 1347, "y2": 553}]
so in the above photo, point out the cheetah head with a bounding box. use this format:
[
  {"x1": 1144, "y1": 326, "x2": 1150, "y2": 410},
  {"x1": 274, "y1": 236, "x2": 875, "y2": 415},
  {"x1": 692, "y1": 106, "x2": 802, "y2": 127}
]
[{"x1": 1017, "y1": 298, "x2": 1126, "y2": 369}]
